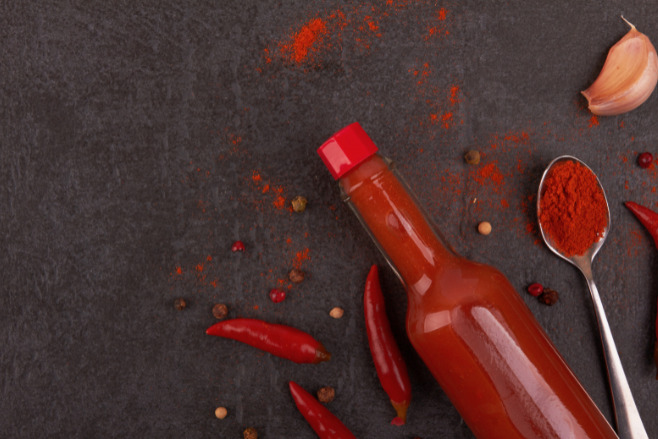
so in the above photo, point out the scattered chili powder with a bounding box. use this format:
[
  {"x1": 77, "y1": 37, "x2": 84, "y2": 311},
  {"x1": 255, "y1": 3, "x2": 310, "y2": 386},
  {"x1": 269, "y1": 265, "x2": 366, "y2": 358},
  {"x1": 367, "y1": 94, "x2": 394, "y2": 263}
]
[
  {"x1": 449, "y1": 85, "x2": 460, "y2": 105},
  {"x1": 475, "y1": 162, "x2": 505, "y2": 188},
  {"x1": 249, "y1": 170, "x2": 288, "y2": 211},
  {"x1": 293, "y1": 248, "x2": 311, "y2": 269},
  {"x1": 426, "y1": 7, "x2": 449, "y2": 39},
  {"x1": 280, "y1": 17, "x2": 329, "y2": 64},
  {"x1": 538, "y1": 160, "x2": 608, "y2": 257}
]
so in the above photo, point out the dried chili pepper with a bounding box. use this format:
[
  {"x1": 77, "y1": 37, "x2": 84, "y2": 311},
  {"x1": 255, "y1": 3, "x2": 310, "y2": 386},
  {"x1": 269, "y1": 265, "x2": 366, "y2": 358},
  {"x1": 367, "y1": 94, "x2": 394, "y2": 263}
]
[
  {"x1": 206, "y1": 318, "x2": 331, "y2": 364},
  {"x1": 625, "y1": 200, "x2": 658, "y2": 379},
  {"x1": 364, "y1": 265, "x2": 412, "y2": 425},
  {"x1": 288, "y1": 381, "x2": 357, "y2": 439}
]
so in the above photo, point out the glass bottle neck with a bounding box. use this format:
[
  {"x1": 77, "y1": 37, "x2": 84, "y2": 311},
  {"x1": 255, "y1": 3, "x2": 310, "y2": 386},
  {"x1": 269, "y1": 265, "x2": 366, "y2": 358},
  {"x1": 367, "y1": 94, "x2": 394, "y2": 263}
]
[{"x1": 339, "y1": 154, "x2": 456, "y2": 290}]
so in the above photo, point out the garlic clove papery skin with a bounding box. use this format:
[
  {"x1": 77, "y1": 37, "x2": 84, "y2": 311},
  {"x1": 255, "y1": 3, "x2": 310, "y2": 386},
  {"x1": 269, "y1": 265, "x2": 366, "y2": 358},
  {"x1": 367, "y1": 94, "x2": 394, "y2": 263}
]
[{"x1": 582, "y1": 22, "x2": 658, "y2": 116}]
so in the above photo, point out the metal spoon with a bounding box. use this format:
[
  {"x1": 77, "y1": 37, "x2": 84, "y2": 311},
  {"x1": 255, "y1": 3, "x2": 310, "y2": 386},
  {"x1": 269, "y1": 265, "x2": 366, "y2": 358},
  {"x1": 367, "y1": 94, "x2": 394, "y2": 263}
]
[{"x1": 537, "y1": 155, "x2": 647, "y2": 439}]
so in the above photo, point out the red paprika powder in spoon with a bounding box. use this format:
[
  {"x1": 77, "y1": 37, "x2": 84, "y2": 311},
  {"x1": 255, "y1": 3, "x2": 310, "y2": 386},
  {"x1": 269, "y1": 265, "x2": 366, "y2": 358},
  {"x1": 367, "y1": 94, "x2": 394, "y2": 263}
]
[{"x1": 539, "y1": 160, "x2": 608, "y2": 256}]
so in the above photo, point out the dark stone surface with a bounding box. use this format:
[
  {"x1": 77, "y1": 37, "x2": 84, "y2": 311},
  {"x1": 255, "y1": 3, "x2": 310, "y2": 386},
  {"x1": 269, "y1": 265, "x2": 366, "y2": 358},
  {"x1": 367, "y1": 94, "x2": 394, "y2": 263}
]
[{"x1": 2, "y1": 1, "x2": 657, "y2": 438}]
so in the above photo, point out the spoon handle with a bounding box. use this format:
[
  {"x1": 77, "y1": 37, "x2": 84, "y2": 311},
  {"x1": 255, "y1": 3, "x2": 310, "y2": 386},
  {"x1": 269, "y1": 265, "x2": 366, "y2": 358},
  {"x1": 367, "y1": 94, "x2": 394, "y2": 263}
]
[{"x1": 585, "y1": 276, "x2": 648, "y2": 439}]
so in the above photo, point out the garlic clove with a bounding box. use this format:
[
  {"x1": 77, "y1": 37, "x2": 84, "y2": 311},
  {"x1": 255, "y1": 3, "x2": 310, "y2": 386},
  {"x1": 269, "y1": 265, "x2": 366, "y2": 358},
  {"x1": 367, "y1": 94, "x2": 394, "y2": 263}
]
[{"x1": 582, "y1": 18, "x2": 658, "y2": 116}]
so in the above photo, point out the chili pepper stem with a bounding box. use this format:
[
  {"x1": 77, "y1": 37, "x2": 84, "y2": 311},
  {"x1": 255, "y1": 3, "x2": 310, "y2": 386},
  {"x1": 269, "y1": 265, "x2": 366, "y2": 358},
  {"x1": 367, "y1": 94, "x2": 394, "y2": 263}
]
[
  {"x1": 315, "y1": 345, "x2": 332, "y2": 362},
  {"x1": 390, "y1": 400, "x2": 409, "y2": 425}
]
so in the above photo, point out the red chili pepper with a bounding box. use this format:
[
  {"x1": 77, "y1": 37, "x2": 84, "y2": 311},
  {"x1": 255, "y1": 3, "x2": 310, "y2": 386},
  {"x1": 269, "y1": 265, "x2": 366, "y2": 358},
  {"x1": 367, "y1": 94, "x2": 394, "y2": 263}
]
[
  {"x1": 206, "y1": 318, "x2": 331, "y2": 364},
  {"x1": 288, "y1": 381, "x2": 357, "y2": 439},
  {"x1": 625, "y1": 201, "x2": 658, "y2": 379},
  {"x1": 364, "y1": 265, "x2": 412, "y2": 425}
]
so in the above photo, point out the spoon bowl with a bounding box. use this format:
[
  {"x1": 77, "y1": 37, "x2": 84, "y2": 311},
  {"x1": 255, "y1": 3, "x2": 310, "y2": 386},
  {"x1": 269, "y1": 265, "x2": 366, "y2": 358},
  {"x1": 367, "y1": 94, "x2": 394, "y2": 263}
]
[
  {"x1": 537, "y1": 155, "x2": 647, "y2": 439},
  {"x1": 537, "y1": 155, "x2": 611, "y2": 278}
]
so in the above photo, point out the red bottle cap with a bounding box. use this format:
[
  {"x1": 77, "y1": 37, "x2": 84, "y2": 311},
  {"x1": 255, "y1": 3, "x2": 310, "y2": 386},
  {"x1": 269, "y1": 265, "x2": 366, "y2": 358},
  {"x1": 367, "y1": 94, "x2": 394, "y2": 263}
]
[{"x1": 317, "y1": 122, "x2": 378, "y2": 180}]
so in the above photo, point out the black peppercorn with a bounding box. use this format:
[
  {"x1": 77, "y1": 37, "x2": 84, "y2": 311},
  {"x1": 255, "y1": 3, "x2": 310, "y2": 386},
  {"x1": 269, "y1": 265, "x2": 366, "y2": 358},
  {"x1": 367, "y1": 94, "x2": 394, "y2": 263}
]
[
  {"x1": 174, "y1": 298, "x2": 187, "y2": 310},
  {"x1": 243, "y1": 427, "x2": 258, "y2": 439},
  {"x1": 538, "y1": 288, "x2": 559, "y2": 306}
]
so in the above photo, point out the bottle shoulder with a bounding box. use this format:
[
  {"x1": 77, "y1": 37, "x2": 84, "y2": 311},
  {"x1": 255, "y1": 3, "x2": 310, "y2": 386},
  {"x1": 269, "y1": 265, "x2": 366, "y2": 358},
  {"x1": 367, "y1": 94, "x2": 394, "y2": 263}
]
[{"x1": 405, "y1": 259, "x2": 518, "y2": 333}]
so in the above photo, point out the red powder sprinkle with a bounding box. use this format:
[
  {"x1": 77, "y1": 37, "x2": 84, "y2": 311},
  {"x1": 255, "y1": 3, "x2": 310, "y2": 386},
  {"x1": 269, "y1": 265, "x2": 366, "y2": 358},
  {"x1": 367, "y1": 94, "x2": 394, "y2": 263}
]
[
  {"x1": 476, "y1": 162, "x2": 504, "y2": 187},
  {"x1": 441, "y1": 112, "x2": 453, "y2": 129},
  {"x1": 588, "y1": 115, "x2": 599, "y2": 128},
  {"x1": 231, "y1": 134, "x2": 242, "y2": 145},
  {"x1": 426, "y1": 7, "x2": 450, "y2": 39},
  {"x1": 175, "y1": 266, "x2": 183, "y2": 275},
  {"x1": 503, "y1": 132, "x2": 530, "y2": 144},
  {"x1": 294, "y1": 248, "x2": 311, "y2": 269},
  {"x1": 273, "y1": 195, "x2": 286, "y2": 209},
  {"x1": 280, "y1": 18, "x2": 328, "y2": 64},
  {"x1": 449, "y1": 85, "x2": 460, "y2": 105},
  {"x1": 196, "y1": 263, "x2": 204, "y2": 273},
  {"x1": 252, "y1": 171, "x2": 262, "y2": 182}
]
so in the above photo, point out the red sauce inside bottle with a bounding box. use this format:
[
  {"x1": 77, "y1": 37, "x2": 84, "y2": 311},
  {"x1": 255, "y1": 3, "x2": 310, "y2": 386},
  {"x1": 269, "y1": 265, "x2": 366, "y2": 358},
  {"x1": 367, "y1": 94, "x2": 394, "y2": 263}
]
[{"x1": 340, "y1": 154, "x2": 617, "y2": 439}]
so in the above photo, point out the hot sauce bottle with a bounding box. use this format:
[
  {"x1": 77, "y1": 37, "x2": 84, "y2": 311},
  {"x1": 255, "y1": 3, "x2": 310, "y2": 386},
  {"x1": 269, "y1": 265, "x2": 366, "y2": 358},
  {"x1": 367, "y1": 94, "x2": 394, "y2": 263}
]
[{"x1": 317, "y1": 122, "x2": 618, "y2": 439}]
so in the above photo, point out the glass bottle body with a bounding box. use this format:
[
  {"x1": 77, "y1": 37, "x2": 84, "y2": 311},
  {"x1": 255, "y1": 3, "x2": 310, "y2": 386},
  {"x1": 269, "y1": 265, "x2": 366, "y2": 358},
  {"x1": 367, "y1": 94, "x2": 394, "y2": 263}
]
[{"x1": 340, "y1": 154, "x2": 617, "y2": 439}]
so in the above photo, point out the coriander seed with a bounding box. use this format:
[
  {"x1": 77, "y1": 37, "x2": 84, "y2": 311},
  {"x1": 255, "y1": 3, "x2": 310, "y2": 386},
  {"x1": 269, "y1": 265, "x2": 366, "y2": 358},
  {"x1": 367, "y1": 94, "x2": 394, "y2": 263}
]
[
  {"x1": 329, "y1": 307, "x2": 344, "y2": 319},
  {"x1": 214, "y1": 406, "x2": 228, "y2": 419},
  {"x1": 291, "y1": 195, "x2": 308, "y2": 213},
  {"x1": 464, "y1": 150, "x2": 481, "y2": 165},
  {"x1": 478, "y1": 221, "x2": 492, "y2": 235}
]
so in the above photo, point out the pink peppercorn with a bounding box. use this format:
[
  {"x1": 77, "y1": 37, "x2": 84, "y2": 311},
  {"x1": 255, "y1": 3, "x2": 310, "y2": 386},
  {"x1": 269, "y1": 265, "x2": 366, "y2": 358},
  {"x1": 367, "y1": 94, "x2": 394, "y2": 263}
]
[
  {"x1": 638, "y1": 152, "x2": 653, "y2": 169},
  {"x1": 231, "y1": 241, "x2": 245, "y2": 252},
  {"x1": 269, "y1": 288, "x2": 286, "y2": 303},
  {"x1": 527, "y1": 283, "x2": 544, "y2": 297}
]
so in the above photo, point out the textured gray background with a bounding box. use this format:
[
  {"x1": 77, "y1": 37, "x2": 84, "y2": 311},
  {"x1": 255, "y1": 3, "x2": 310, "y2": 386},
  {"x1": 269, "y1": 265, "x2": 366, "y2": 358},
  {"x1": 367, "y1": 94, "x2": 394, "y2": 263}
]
[{"x1": 2, "y1": 1, "x2": 658, "y2": 438}]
